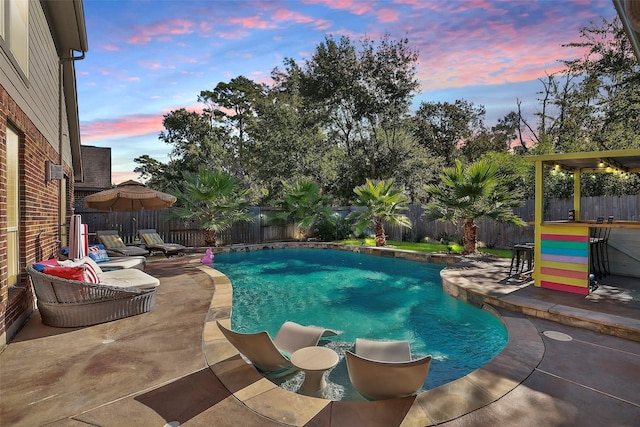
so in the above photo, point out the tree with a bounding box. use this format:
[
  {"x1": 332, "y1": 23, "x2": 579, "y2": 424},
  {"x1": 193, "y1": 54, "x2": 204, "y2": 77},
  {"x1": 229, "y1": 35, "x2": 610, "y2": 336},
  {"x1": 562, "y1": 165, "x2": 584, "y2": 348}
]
[
  {"x1": 348, "y1": 179, "x2": 411, "y2": 247},
  {"x1": 522, "y1": 17, "x2": 640, "y2": 198},
  {"x1": 424, "y1": 160, "x2": 525, "y2": 254},
  {"x1": 168, "y1": 168, "x2": 253, "y2": 246},
  {"x1": 246, "y1": 70, "x2": 334, "y2": 202},
  {"x1": 412, "y1": 100, "x2": 486, "y2": 165},
  {"x1": 272, "y1": 179, "x2": 332, "y2": 240},
  {"x1": 561, "y1": 17, "x2": 640, "y2": 151},
  {"x1": 198, "y1": 76, "x2": 266, "y2": 160},
  {"x1": 133, "y1": 154, "x2": 174, "y2": 191},
  {"x1": 280, "y1": 33, "x2": 421, "y2": 201},
  {"x1": 462, "y1": 112, "x2": 519, "y2": 162},
  {"x1": 134, "y1": 108, "x2": 229, "y2": 192}
]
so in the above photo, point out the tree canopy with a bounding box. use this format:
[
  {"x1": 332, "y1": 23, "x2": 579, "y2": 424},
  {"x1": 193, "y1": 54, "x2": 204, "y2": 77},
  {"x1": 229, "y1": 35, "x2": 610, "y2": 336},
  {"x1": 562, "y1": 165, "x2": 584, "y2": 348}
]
[{"x1": 136, "y1": 18, "x2": 640, "y2": 215}]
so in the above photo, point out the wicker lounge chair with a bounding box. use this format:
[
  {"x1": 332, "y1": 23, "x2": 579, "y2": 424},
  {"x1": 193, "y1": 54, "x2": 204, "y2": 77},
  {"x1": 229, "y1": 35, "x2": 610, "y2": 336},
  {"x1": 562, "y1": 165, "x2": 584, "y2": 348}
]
[
  {"x1": 345, "y1": 338, "x2": 432, "y2": 400},
  {"x1": 96, "y1": 230, "x2": 149, "y2": 257},
  {"x1": 216, "y1": 321, "x2": 338, "y2": 378},
  {"x1": 138, "y1": 229, "x2": 185, "y2": 256},
  {"x1": 26, "y1": 261, "x2": 159, "y2": 328}
]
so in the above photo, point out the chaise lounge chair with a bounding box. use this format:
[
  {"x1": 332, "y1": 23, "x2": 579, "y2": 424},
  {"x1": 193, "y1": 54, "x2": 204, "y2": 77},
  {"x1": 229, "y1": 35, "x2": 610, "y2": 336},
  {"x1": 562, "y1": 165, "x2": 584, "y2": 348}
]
[
  {"x1": 96, "y1": 230, "x2": 149, "y2": 257},
  {"x1": 138, "y1": 229, "x2": 186, "y2": 257},
  {"x1": 345, "y1": 338, "x2": 432, "y2": 400},
  {"x1": 27, "y1": 257, "x2": 159, "y2": 327},
  {"x1": 216, "y1": 320, "x2": 338, "y2": 378}
]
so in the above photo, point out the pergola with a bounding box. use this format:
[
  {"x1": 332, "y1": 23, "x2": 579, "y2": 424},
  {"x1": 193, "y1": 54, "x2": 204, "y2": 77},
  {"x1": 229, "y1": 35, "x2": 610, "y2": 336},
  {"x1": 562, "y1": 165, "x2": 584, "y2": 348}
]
[{"x1": 527, "y1": 149, "x2": 640, "y2": 295}]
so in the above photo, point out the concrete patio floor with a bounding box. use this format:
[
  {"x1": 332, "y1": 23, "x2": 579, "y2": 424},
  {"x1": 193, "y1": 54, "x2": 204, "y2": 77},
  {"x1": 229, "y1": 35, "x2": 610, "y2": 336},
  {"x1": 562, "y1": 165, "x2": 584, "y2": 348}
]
[{"x1": 1, "y1": 250, "x2": 639, "y2": 426}]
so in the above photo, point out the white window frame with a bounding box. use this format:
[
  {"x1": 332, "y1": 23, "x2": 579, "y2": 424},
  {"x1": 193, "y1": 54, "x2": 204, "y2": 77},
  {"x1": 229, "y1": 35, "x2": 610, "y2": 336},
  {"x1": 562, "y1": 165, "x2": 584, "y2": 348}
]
[
  {"x1": 0, "y1": 0, "x2": 29, "y2": 79},
  {"x1": 6, "y1": 125, "x2": 20, "y2": 287}
]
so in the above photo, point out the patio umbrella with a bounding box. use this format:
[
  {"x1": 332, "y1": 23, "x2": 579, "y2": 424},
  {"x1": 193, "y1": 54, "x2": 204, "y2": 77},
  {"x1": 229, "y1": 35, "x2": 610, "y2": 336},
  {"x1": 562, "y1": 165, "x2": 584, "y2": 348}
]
[
  {"x1": 68, "y1": 214, "x2": 88, "y2": 260},
  {"x1": 84, "y1": 180, "x2": 177, "y2": 239},
  {"x1": 83, "y1": 180, "x2": 176, "y2": 212}
]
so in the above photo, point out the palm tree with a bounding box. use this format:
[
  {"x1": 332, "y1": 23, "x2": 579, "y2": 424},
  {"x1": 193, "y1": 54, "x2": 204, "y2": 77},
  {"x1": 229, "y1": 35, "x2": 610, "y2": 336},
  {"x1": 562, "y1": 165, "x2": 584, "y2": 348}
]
[
  {"x1": 273, "y1": 179, "x2": 331, "y2": 240},
  {"x1": 348, "y1": 179, "x2": 412, "y2": 247},
  {"x1": 168, "y1": 168, "x2": 253, "y2": 246},
  {"x1": 424, "y1": 159, "x2": 525, "y2": 254}
]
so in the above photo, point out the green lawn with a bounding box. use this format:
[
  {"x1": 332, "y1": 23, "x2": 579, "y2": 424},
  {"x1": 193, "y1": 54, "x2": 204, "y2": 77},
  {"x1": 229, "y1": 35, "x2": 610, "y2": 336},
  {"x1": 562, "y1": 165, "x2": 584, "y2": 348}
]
[{"x1": 338, "y1": 239, "x2": 512, "y2": 258}]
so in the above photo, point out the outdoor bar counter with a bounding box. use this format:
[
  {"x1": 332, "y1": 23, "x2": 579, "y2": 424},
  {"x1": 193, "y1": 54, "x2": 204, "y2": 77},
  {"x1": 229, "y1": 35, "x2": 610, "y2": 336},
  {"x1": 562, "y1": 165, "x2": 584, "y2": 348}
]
[
  {"x1": 542, "y1": 220, "x2": 640, "y2": 229},
  {"x1": 529, "y1": 150, "x2": 640, "y2": 295}
]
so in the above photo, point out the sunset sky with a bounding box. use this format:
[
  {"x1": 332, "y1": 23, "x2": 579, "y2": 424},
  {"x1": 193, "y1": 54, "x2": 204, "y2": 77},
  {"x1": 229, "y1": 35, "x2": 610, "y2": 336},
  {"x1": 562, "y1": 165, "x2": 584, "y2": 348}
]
[{"x1": 76, "y1": 0, "x2": 617, "y2": 184}]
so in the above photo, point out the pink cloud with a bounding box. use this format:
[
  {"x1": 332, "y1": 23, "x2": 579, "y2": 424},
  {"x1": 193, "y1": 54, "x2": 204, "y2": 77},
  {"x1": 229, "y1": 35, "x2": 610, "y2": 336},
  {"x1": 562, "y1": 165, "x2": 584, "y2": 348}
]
[
  {"x1": 377, "y1": 8, "x2": 399, "y2": 23},
  {"x1": 81, "y1": 104, "x2": 207, "y2": 144},
  {"x1": 229, "y1": 15, "x2": 275, "y2": 30},
  {"x1": 95, "y1": 66, "x2": 115, "y2": 76},
  {"x1": 81, "y1": 114, "x2": 164, "y2": 142},
  {"x1": 102, "y1": 43, "x2": 120, "y2": 52},
  {"x1": 199, "y1": 21, "x2": 214, "y2": 33},
  {"x1": 272, "y1": 8, "x2": 315, "y2": 24},
  {"x1": 112, "y1": 171, "x2": 142, "y2": 184},
  {"x1": 304, "y1": 0, "x2": 372, "y2": 15},
  {"x1": 128, "y1": 18, "x2": 196, "y2": 45},
  {"x1": 141, "y1": 61, "x2": 162, "y2": 70},
  {"x1": 313, "y1": 19, "x2": 333, "y2": 30},
  {"x1": 216, "y1": 28, "x2": 251, "y2": 40},
  {"x1": 415, "y1": 27, "x2": 587, "y2": 92}
]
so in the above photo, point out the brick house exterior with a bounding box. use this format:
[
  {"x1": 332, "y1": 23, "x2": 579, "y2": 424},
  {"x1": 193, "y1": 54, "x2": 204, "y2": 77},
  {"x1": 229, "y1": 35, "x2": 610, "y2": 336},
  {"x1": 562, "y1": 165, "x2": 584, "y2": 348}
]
[{"x1": 0, "y1": 1, "x2": 88, "y2": 346}]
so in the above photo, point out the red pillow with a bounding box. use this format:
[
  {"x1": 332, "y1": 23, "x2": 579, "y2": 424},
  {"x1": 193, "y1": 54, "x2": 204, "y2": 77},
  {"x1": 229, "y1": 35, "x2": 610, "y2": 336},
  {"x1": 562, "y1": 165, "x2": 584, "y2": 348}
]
[{"x1": 43, "y1": 266, "x2": 85, "y2": 281}]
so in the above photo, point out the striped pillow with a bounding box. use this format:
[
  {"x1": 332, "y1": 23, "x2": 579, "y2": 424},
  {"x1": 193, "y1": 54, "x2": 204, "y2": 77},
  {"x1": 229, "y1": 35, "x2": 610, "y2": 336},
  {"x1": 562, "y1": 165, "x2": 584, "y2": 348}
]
[
  {"x1": 99, "y1": 234, "x2": 126, "y2": 249},
  {"x1": 142, "y1": 232, "x2": 164, "y2": 246},
  {"x1": 82, "y1": 261, "x2": 100, "y2": 284}
]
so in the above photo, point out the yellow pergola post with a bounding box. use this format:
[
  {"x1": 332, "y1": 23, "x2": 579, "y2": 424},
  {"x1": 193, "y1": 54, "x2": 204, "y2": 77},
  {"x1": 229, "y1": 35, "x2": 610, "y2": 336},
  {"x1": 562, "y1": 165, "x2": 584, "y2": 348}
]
[
  {"x1": 533, "y1": 160, "x2": 543, "y2": 284},
  {"x1": 573, "y1": 169, "x2": 581, "y2": 221}
]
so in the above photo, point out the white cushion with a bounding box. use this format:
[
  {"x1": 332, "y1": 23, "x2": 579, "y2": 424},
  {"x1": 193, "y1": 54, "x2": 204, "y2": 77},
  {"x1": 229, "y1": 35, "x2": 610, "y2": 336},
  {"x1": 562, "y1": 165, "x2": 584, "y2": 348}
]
[
  {"x1": 99, "y1": 268, "x2": 160, "y2": 290},
  {"x1": 97, "y1": 256, "x2": 146, "y2": 271}
]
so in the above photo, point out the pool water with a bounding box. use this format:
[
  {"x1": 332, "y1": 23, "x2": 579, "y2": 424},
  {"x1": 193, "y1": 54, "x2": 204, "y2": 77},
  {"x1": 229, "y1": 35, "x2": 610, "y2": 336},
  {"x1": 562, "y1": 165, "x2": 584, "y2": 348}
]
[{"x1": 212, "y1": 248, "x2": 507, "y2": 400}]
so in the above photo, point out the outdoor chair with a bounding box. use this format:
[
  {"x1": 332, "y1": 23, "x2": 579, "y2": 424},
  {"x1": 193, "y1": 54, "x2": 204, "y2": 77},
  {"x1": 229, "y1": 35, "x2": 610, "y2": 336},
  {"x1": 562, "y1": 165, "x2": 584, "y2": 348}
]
[
  {"x1": 345, "y1": 338, "x2": 432, "y2": 400},
  {"x1": 27, "y1": 258, "x2": 159, "y2": 327},
  {"x1": 138, "y1": 229, "x2": 186, "y2": 257},
  {"x1": 590, "y1": 216, "x2": 614, "y2": 278},
  {"x1": 216, "y1": 321, "x2": 338, "y2": 378},
  {"x1": 96, "y1": 230, "x2": 149, "y2": 257},
  {"x1": 60, "y1": 245, "x2": 146, "y2": 270},
  {"x1": 509, "y1": 242, "x2": 534, "y2": 277}
]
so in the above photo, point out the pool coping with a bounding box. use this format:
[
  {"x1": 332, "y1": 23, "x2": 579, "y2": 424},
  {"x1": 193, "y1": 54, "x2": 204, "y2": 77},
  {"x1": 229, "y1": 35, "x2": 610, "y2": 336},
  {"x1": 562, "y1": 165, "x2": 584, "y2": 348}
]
[{"x1": 198, "y1": 242, "x2": 544, "y2": 426}]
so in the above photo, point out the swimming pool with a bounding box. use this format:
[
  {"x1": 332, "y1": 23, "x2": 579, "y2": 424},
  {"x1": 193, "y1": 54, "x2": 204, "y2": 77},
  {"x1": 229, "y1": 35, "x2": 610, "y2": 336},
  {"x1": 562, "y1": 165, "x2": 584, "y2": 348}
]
[{"x1": 212, "y1": 248, "x2": 507, "y2": 400}]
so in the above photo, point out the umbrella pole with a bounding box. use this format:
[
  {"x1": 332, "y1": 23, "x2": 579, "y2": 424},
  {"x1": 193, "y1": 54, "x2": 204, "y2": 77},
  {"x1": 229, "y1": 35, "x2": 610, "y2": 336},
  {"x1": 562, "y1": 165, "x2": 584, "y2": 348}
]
[{"x1": 133, "y1": 216, "x2": 137, "y2": 242}]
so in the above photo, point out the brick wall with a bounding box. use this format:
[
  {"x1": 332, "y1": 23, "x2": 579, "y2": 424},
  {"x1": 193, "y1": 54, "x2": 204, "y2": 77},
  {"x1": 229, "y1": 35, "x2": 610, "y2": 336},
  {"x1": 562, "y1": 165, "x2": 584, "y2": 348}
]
[{"x1": 0, "y1": 84, "x2": 72, "y2": 344}]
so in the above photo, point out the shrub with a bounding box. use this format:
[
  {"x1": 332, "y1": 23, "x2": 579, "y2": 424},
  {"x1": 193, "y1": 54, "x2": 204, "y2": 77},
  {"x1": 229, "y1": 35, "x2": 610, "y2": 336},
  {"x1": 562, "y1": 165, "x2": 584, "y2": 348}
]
[{"x1": 312, "y1": 215, "x2": 354, "y2": 241}]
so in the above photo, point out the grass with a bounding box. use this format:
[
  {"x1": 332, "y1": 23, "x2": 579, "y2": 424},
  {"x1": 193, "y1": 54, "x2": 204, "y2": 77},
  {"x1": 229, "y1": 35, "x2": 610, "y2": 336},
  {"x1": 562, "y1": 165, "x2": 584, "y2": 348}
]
[{"x1": 338, "y1": 239, "x2": 512, "y2": 258}]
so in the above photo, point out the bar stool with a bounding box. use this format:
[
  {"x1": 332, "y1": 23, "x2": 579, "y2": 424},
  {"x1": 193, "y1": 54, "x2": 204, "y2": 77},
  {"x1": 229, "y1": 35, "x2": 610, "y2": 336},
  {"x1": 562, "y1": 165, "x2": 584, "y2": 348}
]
[
  {"x1": 509, "y1": 243, "x2": 534, "y2": 276},
  {"x1": 599, "y1": 216, "x2": 614, "y2": 276},
  {"x1": 589, "y1": 217, "x2": 604, "y2": 278},
  {"x1": 590, "y1": 217, "x2": 613, "y2": 278}
]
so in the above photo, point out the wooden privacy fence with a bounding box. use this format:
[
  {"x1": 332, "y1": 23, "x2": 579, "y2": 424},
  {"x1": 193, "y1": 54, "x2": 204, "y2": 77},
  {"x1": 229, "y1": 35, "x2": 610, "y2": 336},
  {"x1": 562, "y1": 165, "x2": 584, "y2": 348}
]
[
  {"x1": 76, "y1": 194, "x2": 640, "y2": 249},
  {"x1": 79, "y1": 207, "x2": 295, "y2": 247}
]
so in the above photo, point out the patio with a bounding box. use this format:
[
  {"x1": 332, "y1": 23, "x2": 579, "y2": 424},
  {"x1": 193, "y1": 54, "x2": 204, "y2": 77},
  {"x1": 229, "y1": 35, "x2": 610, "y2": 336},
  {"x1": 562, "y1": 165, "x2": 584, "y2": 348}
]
[{"x1": 1, "y1": 249, "x2": 638, "y2": 426}]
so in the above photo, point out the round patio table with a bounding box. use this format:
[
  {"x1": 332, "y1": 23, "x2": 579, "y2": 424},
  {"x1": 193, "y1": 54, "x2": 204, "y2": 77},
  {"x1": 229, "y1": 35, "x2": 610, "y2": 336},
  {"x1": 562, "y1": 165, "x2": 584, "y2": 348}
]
[{"x1": 291, "y1": 346, "x2": 339, "y2": 397}]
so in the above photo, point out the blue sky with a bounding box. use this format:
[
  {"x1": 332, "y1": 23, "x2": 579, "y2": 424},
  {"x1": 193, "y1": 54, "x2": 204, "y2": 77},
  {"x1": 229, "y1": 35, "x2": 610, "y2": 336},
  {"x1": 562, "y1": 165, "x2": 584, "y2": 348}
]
[{"x1": 76, "y1": 0, "x2": 617, "y2": 183}]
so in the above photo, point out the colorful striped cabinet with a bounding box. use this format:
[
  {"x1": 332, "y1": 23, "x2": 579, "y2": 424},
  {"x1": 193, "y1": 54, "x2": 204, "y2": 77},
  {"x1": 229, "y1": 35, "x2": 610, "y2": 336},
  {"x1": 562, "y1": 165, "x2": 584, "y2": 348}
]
[{"x1": 536, "y1": 224, "x2": 590, "y2": 295}]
